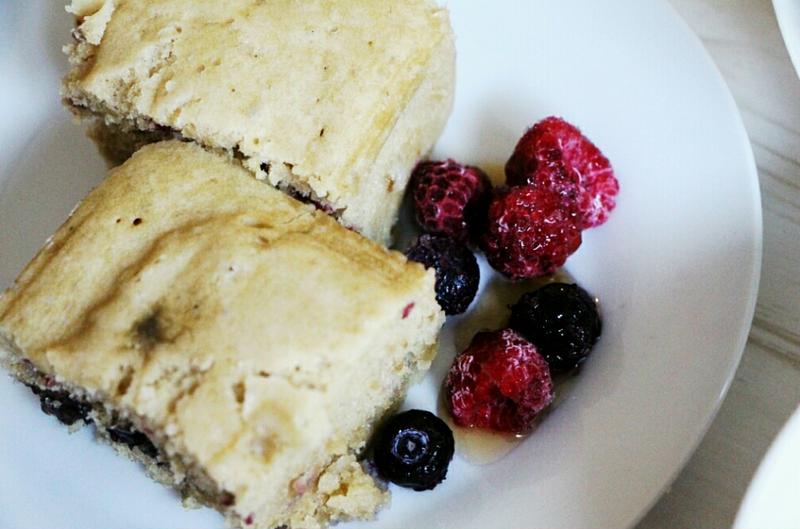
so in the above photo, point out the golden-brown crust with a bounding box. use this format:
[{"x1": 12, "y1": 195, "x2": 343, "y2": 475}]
[
  {"x1": 62, "y1": 0, "x2": 456, "y2": 243},
  {"x1": 0, "y1": 141, "x2": 444, "y2": 528}
]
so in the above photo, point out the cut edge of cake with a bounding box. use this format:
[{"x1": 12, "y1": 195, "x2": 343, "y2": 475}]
[
  {"x1": 0, "y1": 321, "x2": 440, "y2": 528},
  {"x1": 60, "y1": 0, "x2": 456, "y2": 244},
  {"x1": 0, "y1": 140, "x2": 445, "y2": 529}
]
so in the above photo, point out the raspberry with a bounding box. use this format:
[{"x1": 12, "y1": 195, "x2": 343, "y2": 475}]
[
  {"x1": 411, "y1": 159, "x2": 491, "y2": 241},
  {"x1": 480, "y1": 186, "x2": 582, "y2": 280},
  {"x1": 509, "y1": 283, "x2": 602, "y2": 374},
  {"x1": 406, "y1": 235, "x2": 480, "y2": 315},
  {"x1": 445, "y1": 329, "x2": 554, "y2": 434},
  {"x1": 506, "y1": 116, "x2": 619, "y2": 228}
]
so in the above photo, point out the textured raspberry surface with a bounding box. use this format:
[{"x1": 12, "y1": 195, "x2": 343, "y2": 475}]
[
  {"x1": 480, "y1": 186, "x2": 582, "y2": 279},
  {"x1": 445, "y1": 329, "x2": 554, "y2": 434},
  {"x1": 411, "y1": 159, "x2": 491, "y2": 241},
  {"x1": 506, "y1": 116, "x2": 618, "y2": 228}
]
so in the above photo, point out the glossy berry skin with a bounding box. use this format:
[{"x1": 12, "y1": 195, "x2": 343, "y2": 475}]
[
  {"x1": 506, "y1": 116, "x2": 619, "y2": 229},
  {"x1": 445, "y1": 329, "x2": 554, "y2": 434},
  {"x1": 480, "y1": 186, "x2": 582, "y2": 280},
  {"x1": 509, "y1": 283, "x2": 602, "y2": 374},
  {"x1": 411, "y1": 159, "x2": 491, "y2": 242},
  {"x1": 406, "y1": 234, "x2": 480, "y2": 315},
  {"x1": 372, "y1": 410, "x2": 455, "y2": 491}
]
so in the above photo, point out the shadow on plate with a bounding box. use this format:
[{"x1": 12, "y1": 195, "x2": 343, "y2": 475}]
[
  {"x1": 0, "y1": 117, "x2": 106, "y2": 288},
  {"x1": 46, "y1": 0, "x2": 75, "y2": 74}
]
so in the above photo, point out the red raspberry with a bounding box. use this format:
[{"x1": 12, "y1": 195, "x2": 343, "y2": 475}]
[
  {"x1": 506, "y1": 116, "x2": 619, "y2": 228},
  {"x1": 445, "y1": 329, "x2": 554, "y2": 434},
  {"x1": 480, "y1": 186, "x2": 582, "y2": 279},
  {"x1": 411, "y1": 160, "x2": 491, "y2": 241}
]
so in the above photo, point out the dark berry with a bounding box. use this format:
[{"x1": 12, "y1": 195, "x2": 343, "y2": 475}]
[
  {"x1": 410, "y1": 159, "x2": 491, "y2": 241},
  {"x1": 509, "y1": 283, "x2": 602, "y2": 374},
  {"x1": 28, "y1": 386, "x2": 91, "y2": 426},
  {"x1": 506, "y1": 116, "x2": 619, "y2": 228},
  {"x1": 445, "y1": 329, "x2": 554, "y2": 434},
  {"x1": 107, "y1": 426, "x2": 159, "y2": 459},
  {"x1": 406, "y1": 234, "x2": 479, "y2": 315},
  {"x1": 287, "y1": 188, "x2": 336, "y2": 215},
  {"x1": 480, "y1": 186, "x2": 582, "y2": 280},
  {"x1": 372, "y1": 409, "x2": 454, "y2": 491}
]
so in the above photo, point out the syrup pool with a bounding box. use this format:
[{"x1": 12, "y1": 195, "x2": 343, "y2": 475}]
[
  {"x1": 437, "y1": 395, "x2": 523, "y2": 465},
  {"x1": 437, "y1": 269, "x2": 585, "y2": 465}
]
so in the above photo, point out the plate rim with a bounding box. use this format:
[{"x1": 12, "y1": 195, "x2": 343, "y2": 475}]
[
  {"x1": 626, "y1": 2, "x2": 763, "y2": 526},
  {"x1": 773, "y1": 0, "x2": 800, "y2": 78},
  {"x1": 734, "y1": 404, "x2": 800, "y2": 528},
  {"x1": 0, "y1": 1, "x2": 764, "y2": 528}
]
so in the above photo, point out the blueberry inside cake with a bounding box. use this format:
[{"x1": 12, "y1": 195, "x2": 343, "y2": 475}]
[
  {"x1": 0, "y1": 141, "x2": 444, "y2": 529},
  {"x1": 61, "y1": 0, "x2": 456, "y2": 244}
]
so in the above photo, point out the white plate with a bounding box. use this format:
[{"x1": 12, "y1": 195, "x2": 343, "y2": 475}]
[
  {"x1": 734, "y1": 405, "x2": 800, "y2": 529},
  {"x1": 774, "y1": 0, "x2": 800, "y2": 78},
  {"x1": 0, "y1": 1, "x2": 761, "y2": 529}
]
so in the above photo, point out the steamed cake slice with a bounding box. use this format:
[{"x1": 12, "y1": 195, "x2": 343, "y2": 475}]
[
  {"x1": 62, "y1": 0, "x2": 456, "y2": 243},
  {"x1": 0, "y1": 141, "x2": 444, "y2": 529}
]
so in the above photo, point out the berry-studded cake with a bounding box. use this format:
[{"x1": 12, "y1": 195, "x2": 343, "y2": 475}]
[
  {"x1": 61, "y1": 0, "x2": 455, "y2": 244},
  {"x1": 0, "y1": 141, "x2": 445, "y2": 529}
]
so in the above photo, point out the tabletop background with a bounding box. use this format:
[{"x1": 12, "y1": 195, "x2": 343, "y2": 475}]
[{"x1": 638, "y1": 1, "x2": 800, "y2": 528}]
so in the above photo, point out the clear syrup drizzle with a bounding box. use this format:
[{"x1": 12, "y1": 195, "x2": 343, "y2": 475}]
[
  {"x1": 437, "y1": 394, "x2": 523, "y2": 465},
  {"x1": 439, "y1": 269, "x2": 584, "y2": 465}
]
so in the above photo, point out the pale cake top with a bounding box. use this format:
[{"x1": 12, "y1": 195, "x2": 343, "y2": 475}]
[
  {"x1": 0, "y1": 141, "x2": 443, "y2": 522},
  {"x1": 64, "y1": 0, "x2": 454, "y2": 238}
]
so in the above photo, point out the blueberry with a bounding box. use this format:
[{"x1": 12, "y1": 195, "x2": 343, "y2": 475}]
[
  {"x1": 107, "y1": 426, "x2": 159, "y2": 459},
  {"x1": 406, "y1": 235, "x2": 479, "y2": 315},
  {"x1": 371, "y1": 409, "x2": 454, "y2": 491},
  {"x1": 509, "y1": 283, "x2": 602, "y2": 374},
  {"x1": 29, "y1": 386, "x2": 91, "y2": 426}
]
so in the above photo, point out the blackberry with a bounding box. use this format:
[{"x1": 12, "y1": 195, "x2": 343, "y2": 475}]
[
  {"x1": 371, "y1": 410, "x2": 454, "y2": 491},
  {"x1": 107, "y1": 426, "x2": 159, "y2": 459},
  {"x1": 509, "y1": 283, "x2": 602, "y2": 374},
  {"x1": 29, "y1": 386, "x2": 92, "y2": 426},
  {"x1": 406, "y1": 235, "x2": 479, "y2": 315}
]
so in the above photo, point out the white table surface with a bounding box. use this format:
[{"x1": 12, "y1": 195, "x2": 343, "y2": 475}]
[{"x1": 638, "y1": 1, "x2": 800, "y2": 528}]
